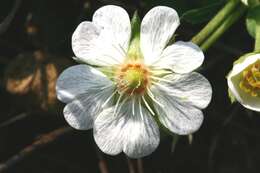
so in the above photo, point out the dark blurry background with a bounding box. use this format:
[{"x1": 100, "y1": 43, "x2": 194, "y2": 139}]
[{"x1": 0, "y1": 0, "x2": 259, "y2": 173}]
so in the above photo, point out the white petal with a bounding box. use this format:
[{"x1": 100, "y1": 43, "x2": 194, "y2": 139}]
[
  {"x1": 153, "y1": 41, "x2": 204, "y2": 73},
  {"x1": 151, "y1": 90, "x2": 204, "y2": 135},
  {"x1": 56, "y1": 65, "x2": 113, "y2": 103},
  {"x1": 227, "y1": 54, "x2": 260, "y2": 112},
  {"x1": 93, "y1": 99, "x2": 160, "y2": 158},
  {"x1": 241, "y1": 0, "x2": 249, "y2": 5},
  {"x1": 63, "y1": 86, "x2": 114, "y2": 130},
  {"x1": 154, "y1": 72, "x2": 212, "y2": 109},
  {"x1": 229, "y1": 54, "x2": 260, "y2": 77},
  {"x1": 151, "y1": 74, "x2": 209, "y2": 135},
  {"x1": 141, "y1": 6, "x2": 180, "y2": 65},
  {"x1": 93, "y1": 5, "x2": 131, "y2": 51},
  {"x1": 72, "y1": 21, "x2": 127, "y2": 66},
  {"x1": 228, "y1": 77, "x2": 260, "y2": 112}
]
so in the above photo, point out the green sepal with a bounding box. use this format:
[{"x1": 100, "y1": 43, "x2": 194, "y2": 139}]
[
  {"x1": 130, "y1": 11, "x2": 141, "y2": 43},
  {"x1": 127, "y1": 11, "x2": 143, "y2": 60},
  {"x1": 246, "y1": 5, "x2": 260, "y2": 38},
  {"x1": 228, "y1": 88, "x2": 237, "y2": 103}
]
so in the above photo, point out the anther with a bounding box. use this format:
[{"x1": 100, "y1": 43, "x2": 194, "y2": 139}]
[
  {"x1": 239, "y1": 60, "x2": 260, "y2": 97},
  {"x1": 116, "y1": 62, "x2": 150, "y2": 95}
]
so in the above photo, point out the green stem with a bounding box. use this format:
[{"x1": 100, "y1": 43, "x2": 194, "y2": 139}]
[
  {"x1": 200, "y1": 5, "x2": 247, "y2": 51},
  {"x1": 254, "y1": 22, "x2": 260, "y2": 52},
  {"x1": 191, "y1": 0, "x2": 240, "y2": 46}
]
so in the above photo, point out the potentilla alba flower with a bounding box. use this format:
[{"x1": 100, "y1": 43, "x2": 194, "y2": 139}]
[
  {"x1": 227, "y1": 53, "x2": 260, "y2": 112},
  {"x1": 56, "y1": 5, "x2": 212, "y2": 158}
]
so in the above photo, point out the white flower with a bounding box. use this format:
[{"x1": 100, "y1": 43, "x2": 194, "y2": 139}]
[
  {"x1": 227, "y1": 53, "x2": 260, "y2": 112},
  {"x1": 56, "y1": 5, "x2": 212, "y2": 158}
]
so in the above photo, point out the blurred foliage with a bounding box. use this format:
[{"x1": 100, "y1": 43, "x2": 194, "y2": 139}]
[
  {"x1": 142, "y1": 0, "x2": 223, "y2": 14},
  {"x1": 246, "y1": 5, "x2": 260, "y2": 38}
]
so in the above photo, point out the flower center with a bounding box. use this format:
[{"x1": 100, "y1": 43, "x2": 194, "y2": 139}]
[
  {"x1": 239, "y1": 60, "x2": 260, "y2": 97},
  {"x1": 116, "y1": 63, "x2": 150, "y2": 95}
]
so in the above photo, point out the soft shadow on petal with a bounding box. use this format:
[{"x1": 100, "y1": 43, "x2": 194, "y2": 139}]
[
  {"x1": 229, "y1": 79, "x2": 260, "y2": 112},
  {"x1": 154, "y1": 72, "x2": 212, "y2": 109},
  {"x1": 93, "y1": 98, "x2": 160, "y2": 158},
  {"x1": 228, "y1": 74, "x2": 260, "y2": 112},
  {"x1": 141, "y1": 6, "x2": 180, "y2": 65},
  {"x1": 56, "y1": 65, "x2": 113, "y2": 103},
  {"x1": 64, "y1": 86, "x2": 114, "y2": 130},
  {"x1": 153, "y1": 41, "x2": 204, "y2": 74},
  {"x1": 152, "y1": 89, "x2": 204, "y2": 135},
  {"x1": 151, "y1": 73, "x2": 210, "y2": 135}
]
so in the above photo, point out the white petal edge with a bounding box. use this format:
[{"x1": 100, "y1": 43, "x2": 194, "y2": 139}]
[
  {"x1": 151, "y1": 77, "x2": 205, "y2": 135},
  {"x1": 93, "y1": 98, "x2": 160, "y2": 158},
  {"x1": 92, "y1": 5, "x2": 131, "y2": 52},
  {"x1": 227, "y1": 54, "x2": 260, "y2": 112},
  {"x1": 72, "y1": 22, "x2": 126, "y2": 66},
  {"x1": 141, "y1": 6, "x2": 180, "y2": 65},
  {"x1": 154, "y1": 72, "x2": 212, "y2": 109},
  {"x1": 56, "y1": 65, "x2": 113, "y2": 103},
  {"x1": 241, "y1": 0, "x2": 249, "y2": 5},
  {"x1": 63, "y1": 85, "x2": 115, "y2": 130},
  {"x1": 153, "y1": 41, "x2": 204, "y2": 73}
]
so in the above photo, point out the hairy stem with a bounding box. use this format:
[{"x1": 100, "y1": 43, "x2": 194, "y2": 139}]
[
  {"x1": 200, "y1": 4, "x2": 247, "y2": 51},
  {"x1": 191, "y1": 0, "x2": 240, "y2": 46}
]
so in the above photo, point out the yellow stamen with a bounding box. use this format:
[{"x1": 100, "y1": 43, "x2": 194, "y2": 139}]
[
  {"x1": 116, "y1": 62, "x2": 150, "y2": 95},
  {"x1": 239, "y1": 60, "x2": 260, "y2": 97}
]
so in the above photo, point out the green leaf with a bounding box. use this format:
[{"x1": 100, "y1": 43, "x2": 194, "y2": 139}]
[
  {"x1": 228, "y1": 88, "x2": 237, "y2": 103},
  {"x1": 246, "y1": 5, "x2": 260, "y2": 38},
  {"x1": 181, "y1": 1, "x2": 225, "y2": 24}
]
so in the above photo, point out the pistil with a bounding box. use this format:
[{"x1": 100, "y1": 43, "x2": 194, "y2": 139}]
[{"x1": 116, "y1": 62, "x2": 150, "y2": 95}]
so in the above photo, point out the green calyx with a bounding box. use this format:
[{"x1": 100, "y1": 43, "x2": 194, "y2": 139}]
[{"x1": 127, "y1": 11, "x2": 143, "y2": 60}]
